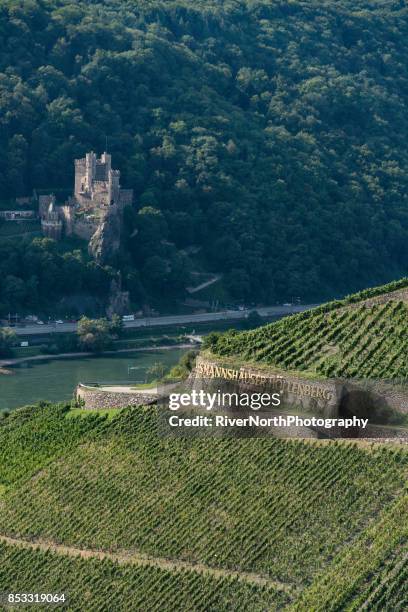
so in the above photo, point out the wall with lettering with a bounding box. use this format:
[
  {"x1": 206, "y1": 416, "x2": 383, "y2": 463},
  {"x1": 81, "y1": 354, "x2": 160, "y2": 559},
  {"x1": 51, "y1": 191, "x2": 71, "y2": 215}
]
[{"x1": 192, "y1": 356, "x2": 342, "y2": 416}]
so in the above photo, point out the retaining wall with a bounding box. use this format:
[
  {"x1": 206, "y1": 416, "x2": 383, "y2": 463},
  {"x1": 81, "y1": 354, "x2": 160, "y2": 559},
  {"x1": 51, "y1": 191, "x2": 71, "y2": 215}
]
[
  {"x1": 192, "y1": 356, "x2": 342, "y2": 417},
  {"x1": 191, "y1": 356, "x2": 408, "y2": 425},
  {"x1": 76, "y1": 384, "x2": 157, "y2": 409}
]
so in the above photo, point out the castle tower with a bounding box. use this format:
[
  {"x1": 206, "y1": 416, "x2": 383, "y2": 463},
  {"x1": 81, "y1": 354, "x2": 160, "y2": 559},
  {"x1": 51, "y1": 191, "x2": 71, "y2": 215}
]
[
  {"x1": 85, "y1": 152, "x2": 96, "y2": 192},
  {"x1": 73, "y1": 150, "x2": 133, "y2": 212},
  {"x1": 41, "y1": 196, "x2": 63, "y2": 240},
  {"x1": 108, "y1": 169, "x2": 121, "y2": 205},
  {"x1": 74, "y1": 151, "x2": 97, "y2": 197},
  {"x1": 101, "y1": 152, "x2": 112, "y2": 176},
  {"x1": 74, "y1": 158, "x2": 86, "y2": 197}
]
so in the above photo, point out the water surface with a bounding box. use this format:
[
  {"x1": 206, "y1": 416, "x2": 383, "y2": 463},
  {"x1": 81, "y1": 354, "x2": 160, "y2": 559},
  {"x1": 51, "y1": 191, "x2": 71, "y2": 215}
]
[{"x1": 0, "y1": 348, "x2": 185, "y2": 411}]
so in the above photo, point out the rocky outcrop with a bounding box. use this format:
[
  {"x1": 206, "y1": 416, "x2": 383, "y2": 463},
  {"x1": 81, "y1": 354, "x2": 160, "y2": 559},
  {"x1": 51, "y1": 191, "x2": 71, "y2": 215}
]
[
  {"x1": 88, "y1": 208, "x2": 121, "y2": 264},
  {"x1": 106, "y1": 274, "x2": 130, "y2": 317}
]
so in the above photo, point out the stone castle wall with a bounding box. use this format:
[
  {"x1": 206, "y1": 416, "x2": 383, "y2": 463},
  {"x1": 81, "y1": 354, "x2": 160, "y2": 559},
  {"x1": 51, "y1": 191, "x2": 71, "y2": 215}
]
[
  {"x1": 60, "y1": 205, "x2": 74, "y2": 235},
  {"x1": 72, "y1": 219, "x2": 99, "y2": 241}
]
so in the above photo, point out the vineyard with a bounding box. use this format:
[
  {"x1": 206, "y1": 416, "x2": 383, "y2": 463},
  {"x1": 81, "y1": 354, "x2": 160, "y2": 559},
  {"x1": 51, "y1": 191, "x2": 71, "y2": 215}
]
[
  {"x1": 0, "y1": 405, "x2": 406, "y2": 609},
  {"x1": 292, "y1": 492, "x2": 408, "y2": 611},
  {"x1": 346, "y1": 547, "x2": 408, "y2": 611},
  {"x1": 0, "y1": 403, "x2": 106, "y2": 487},
  {"x1": 0, "y1": 541, "x2": 286, "y2": 611},
  {"x1": 209, "y1": 280, "x2": 408, "y2": 380}
]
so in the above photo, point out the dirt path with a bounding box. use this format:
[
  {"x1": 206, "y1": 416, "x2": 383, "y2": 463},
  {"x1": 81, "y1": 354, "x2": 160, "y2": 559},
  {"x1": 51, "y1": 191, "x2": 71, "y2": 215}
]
[
  {"x1": 186, "y1": 274, "x2": 222, "y2": 294},
  {"x1": 0, "y1": 534, "x2": 294, "y2": 594}
]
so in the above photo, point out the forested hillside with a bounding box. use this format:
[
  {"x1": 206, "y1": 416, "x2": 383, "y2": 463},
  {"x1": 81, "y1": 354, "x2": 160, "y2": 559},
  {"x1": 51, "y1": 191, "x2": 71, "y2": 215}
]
[{"x1": 1, "y1": 0, "x2": 408, "y2": 309}]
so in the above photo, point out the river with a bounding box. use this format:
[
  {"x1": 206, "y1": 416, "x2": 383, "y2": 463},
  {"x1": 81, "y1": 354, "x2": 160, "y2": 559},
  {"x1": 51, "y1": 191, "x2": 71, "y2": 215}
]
[{"x1": 0, "y1": 348, "x2": 186, "y2": 412}]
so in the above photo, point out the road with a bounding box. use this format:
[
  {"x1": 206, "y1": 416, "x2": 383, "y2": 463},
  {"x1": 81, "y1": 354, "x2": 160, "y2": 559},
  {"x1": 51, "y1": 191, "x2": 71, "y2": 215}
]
[{"x1": 10, "y1": 304, "x2": 318, "y2": 336}]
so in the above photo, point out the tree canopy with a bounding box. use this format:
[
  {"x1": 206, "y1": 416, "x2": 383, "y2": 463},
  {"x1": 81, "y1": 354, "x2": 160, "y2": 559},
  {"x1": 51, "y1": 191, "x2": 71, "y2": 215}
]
[{"x1": 77, "y1": 315, "x2": 122, "y2": 352}]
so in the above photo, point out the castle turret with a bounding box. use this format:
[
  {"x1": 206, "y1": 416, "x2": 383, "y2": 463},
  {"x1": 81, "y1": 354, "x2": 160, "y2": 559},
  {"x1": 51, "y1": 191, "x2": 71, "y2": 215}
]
[
  {"x1": 101, "y1": 152, "x2": 112, "y2": 175},
  {"x1": 85, "y1": 152, "x2": 96, "y2": 192},
  {"x1": 74, "y1": 158, "x2": 86, "y2": 197},
  {"x1": 40, "y1": 195, "x2": 63, "y2": 240},
  {"x1": 108, "y1": 169, "x2": 121, "y2": 205}
]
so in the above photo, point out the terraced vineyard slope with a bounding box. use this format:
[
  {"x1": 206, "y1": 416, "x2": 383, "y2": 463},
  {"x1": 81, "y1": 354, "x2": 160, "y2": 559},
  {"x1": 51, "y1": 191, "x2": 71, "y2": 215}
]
[
  {"x1": 0, "y1": 404, "x2": 406, "y2": 609},
  {"x1": 0, "y1": 541, "x2": 285, "y2": 612},
  {"x1": 208, "y1": 278, "x2": 408, "y2": 379}
]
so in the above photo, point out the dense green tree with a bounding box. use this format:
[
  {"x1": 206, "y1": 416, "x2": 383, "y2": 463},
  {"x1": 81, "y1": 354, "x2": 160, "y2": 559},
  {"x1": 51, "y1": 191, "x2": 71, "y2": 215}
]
[
  {"x1": 0, "y1": 327, "x2": 16, "y2": 357},
  {"x1": 146, "y1": 361, "x2": 167, "y2": 381},
  {"x1": 77, "y1": 316, "x2": 117, "y2": 353},
  {"x1": 1, "y1": 0, "x2": 408, "y2": 307},
  {"x1": 0, "y1": 238, "x2": 114, "y2": 316},
  {"x1": 109, "y1": 314, "x2": 124, "y2": 338}
]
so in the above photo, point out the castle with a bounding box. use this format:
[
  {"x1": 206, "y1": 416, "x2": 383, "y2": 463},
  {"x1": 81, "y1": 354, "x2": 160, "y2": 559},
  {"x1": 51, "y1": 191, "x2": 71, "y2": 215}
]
[{"x1": 40, "y1": 152, "x2": 133, "y2": 245}]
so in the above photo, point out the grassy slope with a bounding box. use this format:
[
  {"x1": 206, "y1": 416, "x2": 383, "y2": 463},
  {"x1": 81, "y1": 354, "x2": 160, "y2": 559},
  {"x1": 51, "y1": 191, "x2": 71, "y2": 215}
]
[
  {"x1": 210, "y1": 278, "x2": 408, "y2": 379},
  {"x1": 0, "y1": 405, "x2": 406, "y2": 609}
]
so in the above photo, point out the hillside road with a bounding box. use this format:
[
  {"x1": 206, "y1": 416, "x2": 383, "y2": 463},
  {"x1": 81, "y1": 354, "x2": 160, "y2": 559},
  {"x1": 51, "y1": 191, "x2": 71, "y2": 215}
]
[{"x1": 10, "y1": 304, "x2": 318, "y2": 336}]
